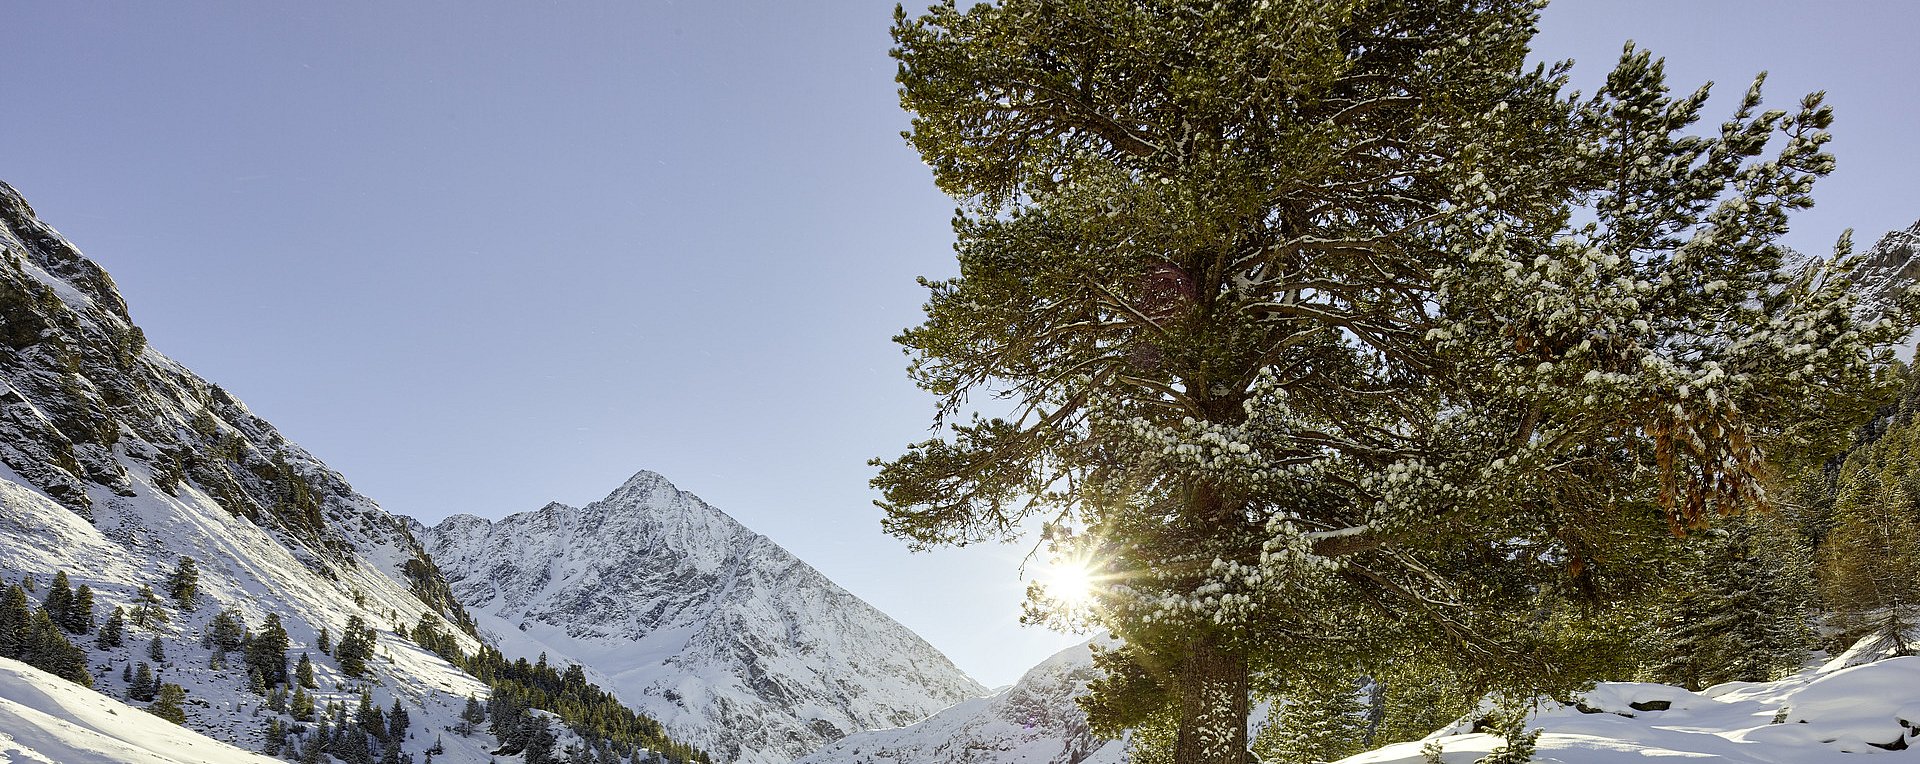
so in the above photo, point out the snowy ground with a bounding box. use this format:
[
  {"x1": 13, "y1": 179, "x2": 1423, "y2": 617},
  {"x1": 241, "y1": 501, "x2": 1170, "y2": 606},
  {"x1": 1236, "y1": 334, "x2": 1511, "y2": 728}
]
[
  {"x1": 0, "y1": 656, "x2": 284, "y2": 764},
  {"x1": 1344, "y1": 639, "x2": 1920, "y2": 764}
]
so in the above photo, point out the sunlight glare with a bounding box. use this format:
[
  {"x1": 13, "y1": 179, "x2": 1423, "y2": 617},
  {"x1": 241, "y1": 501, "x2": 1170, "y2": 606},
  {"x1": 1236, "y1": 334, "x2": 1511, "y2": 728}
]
[{"x1": 1042, "y1": 558, "x2": 1097, "y2": 607}]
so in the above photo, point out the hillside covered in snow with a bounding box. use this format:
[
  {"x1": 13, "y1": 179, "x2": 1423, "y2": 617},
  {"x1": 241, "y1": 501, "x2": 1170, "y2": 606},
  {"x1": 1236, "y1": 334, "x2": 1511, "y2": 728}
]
[{"x1": 0, "y1": 178, "x2": 701, "y2": 763}]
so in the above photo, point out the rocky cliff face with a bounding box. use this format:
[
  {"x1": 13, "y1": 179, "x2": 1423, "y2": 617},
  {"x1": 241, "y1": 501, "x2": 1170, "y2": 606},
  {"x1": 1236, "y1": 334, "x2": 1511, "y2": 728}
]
[
  {"x1": 422, "y1": 471, "x2": 988, "y2": 764},
  {"x1": 792, "y1": 638, "x2": 1123, "y2": 764},
  {"x1": 1847, "y1": 219, "x2": 1920, "y2": 320}
]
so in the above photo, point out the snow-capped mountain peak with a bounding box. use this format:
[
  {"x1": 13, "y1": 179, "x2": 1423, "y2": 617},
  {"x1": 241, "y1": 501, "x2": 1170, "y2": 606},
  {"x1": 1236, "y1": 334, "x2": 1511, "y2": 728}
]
[{"x1": 424, "y1": 470, "x2": 987, "y2": 764}]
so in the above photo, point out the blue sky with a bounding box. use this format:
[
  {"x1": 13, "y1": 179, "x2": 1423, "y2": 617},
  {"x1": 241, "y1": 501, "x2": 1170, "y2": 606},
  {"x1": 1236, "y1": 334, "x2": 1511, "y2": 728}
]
[{"x1": 2, "y1": 2, "x2": 1914, "y2": 689}]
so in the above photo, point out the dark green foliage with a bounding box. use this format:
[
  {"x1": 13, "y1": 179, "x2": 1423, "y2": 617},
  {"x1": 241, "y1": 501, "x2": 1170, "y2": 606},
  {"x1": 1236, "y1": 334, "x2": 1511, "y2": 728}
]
[
  {"x1": 291, "y1": 685, "x2": 316, "y2": 721},
  {"x1": 521, "y1": 714, "x2": 557, "y2": 764},
  {"x1": 1256, "y1": 674, "x2": 1369, "y2": 764},
  {"x1": 95, "y1": 606, "x2": 125, "y2": 648},
  {"x1": 165, "y1": 556, "x2": 199, "y2": 610},
  {"x1": 42, "y1": 571, "x2": 73, "y2": 629},
  {"x1": 0, "y1": 585, "x2": 29, "y2": 657},
  {"x1": 147, "y1": 634, "x2": 165, "y2": 663},
  {"x1": 1649, "y1": 514, "x2": 1813, "y2": 689},
  {"x1": 265, "y1": 718, "x2": 286, "y2": 756},
  {"x1": 879, "y1": 1, "x2": 1900, "y2": 759},
  {"x1": 148, "y1": 682, "x2": 187, "y2": 724},
  {"x1": 1819, "y1": 389, "x2": 1920, "y2": 654},
  {"x1": 388, "y1": 697, "x2": 410, "y2": 742},
  {"x1": 129, "y1": 662, "x2": 156, "y2": 701},
  {"x1": 11, "y1": 607, "x2": 92, "y2": 687},
  {"x1": 207, "y1": 608, "x2": 246, "y2": 652},
  {"x1": 409, "y1": 613, "x2": 461, "y2": 659},
  {"x1": 355, "y1": 689, "x2": 386, "y2": 741},
  {"x1": 335, "y1": 615, "x2": 377, "y2": 678},
  {"x1": 66, "y1": 584, "x2": 93, "y2": 634},
  {"x1": 246, "y1": 613, "x2": 290, "y2": 687},
  {"x1": 317, "y1": 626, "x2": 331, "y2": 654},
  {"x1": 297, "y1": 652, "x2": 318, "y2": 688},
  {"x1": 455, "y1": 643, "x2": 706, "y2": 763}
]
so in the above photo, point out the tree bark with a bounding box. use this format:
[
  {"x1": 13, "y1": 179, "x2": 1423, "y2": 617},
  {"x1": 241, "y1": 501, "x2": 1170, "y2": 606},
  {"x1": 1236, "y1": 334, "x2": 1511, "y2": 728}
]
[{"x1": 1173, "y1": 631, "x2": 1251, "y2": 764}]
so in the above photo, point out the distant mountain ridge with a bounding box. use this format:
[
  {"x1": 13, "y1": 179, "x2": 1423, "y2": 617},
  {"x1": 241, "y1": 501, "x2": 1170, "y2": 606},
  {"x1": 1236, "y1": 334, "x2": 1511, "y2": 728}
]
[
  {"x1": 792, "y1": 638, "x2": 1123, "y2": 764},
  {"x1": 422, "y1": 470, "x2": 988, "y2": 764}
]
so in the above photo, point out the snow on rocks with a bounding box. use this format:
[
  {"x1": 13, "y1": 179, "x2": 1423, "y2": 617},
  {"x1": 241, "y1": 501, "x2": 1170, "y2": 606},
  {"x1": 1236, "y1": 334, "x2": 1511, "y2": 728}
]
[{"x1": 1341, "y1": 644, "x2": 1920, "y2": 764}]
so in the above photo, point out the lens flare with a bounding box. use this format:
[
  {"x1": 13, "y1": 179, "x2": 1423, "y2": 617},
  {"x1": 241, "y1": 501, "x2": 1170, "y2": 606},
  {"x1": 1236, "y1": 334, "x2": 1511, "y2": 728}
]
[{"x1": 1041, "y1": 558, "x2": 1097, "y2": 607}]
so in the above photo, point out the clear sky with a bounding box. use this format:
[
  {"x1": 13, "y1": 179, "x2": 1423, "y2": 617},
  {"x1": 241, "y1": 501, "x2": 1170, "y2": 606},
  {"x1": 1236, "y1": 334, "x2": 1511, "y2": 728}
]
[{"x1": 2, "y1": 2, "x2": 1914, "y2": 690}]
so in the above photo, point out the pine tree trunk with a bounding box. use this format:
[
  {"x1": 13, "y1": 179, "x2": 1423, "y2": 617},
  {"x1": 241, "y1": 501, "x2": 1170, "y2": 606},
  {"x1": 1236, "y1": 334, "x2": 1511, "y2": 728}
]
[{"x1": 1173, "y1": 631, "x2": 1251, "y2": 764}]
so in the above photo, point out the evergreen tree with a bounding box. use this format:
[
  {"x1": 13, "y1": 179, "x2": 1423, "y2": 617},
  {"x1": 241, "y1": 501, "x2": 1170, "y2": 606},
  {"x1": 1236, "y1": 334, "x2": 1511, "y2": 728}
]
[
  {"x1": 265, "y1": 719, "x2": 286, "y2": 757},
  {"x1": 249, "y1": 668, "x2": 267, "y2": 696},
  {"x1": 165, "y1": 556, "x2": 199, "y2": 610},
  {"x1": 356, "y1": 689, "x2": 386, "y2": 741},
  {"x1": 1650, "y1": 514, "x2": 1814, "y2": 689},
  {"x1": 208, "y1": 608, "x2": 247, "y2": 652},
  {"x1": 297, "y1": 652, "x2": 318, "y2": 688},
  {"x1": 148, "y1": 634, "x2": 166, "y2": 663},
  {"x1": 522, "y1": 714, "x2": 558, "y2": 764},
  {"x1": 148, "y1": 682, "x2": 188, "y2": 724},
  {"x1": 336, "y1": 615, "x2": 377, "y2": 678},
  {"x1": 317, "y1": 626, "x2": 332, "y2": 654},
  {"x1": 878, "y1": 2, "x2": 1903, "y2": 759},
  {"x1": 96, "y1": 606, "x2": 125, "y2": 649},
  {"x1": 19, "y1": 609, "x2": 91, "y2": 687},
  {"x1": 388, "y1": 697, "x2": 411, "y2": 743},
  {"x1": 0, "y1": 585, "x2": 29, "y2": 658},
  {"x1": 42, "y1": 571, "x2": 73, "y2": 629},
  {"x1": 247, "y1": 613, "x2": 291, "y2": 687},
  {"x1": 1256, "y1": 674, "x2": 1369, "y2": 764},
  {"x1": 1821, "y1": 413, "x2": 1920, "y2": 653},
  {"x1": 292, "y1": 685, "x2": 316, "y2": 721},
  {"x1": 130, "y1": 584, "x2": 168, "y2": 628},
  {"x1": 130, "y1": 662, "x2": 157, "y2": 702},
  {"x1": 66, "y1": 584, "x2": 94, "y2": 634}
]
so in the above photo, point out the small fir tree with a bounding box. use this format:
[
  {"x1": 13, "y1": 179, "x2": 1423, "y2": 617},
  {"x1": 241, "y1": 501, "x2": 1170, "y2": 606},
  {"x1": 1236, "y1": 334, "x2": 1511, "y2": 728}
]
[
  {"x1": 297, "y1": 652, "x2": 318, "y2": 688},
  {"x1": 130, "y1": 662, "x2": 157, "y2": 702},
  {"x1": 165, "y1": 556, "x2": 199, "y2": 610},
  {"x1": 148, "y1": 634, "x2": 166, "y2": 663},
  {"x1": 148, "y1": 682, "x2": 187, "y2": 724},
  {"x1": 66, "y1": 584, "x2": 93, "y2": 634},
  {"x1": 95, "y1": 606, "x2": 125, "y2": 649},
  {"x1": 246, "y1": 613, "x2": 291, "y2": 688},
  {"x1": 42, "y1": 572, "x2": 73, "y2": 628}
]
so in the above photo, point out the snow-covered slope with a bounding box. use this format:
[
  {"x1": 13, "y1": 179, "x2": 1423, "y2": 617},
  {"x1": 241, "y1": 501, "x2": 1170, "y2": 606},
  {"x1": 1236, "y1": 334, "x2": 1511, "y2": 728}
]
[
  {"x1": 1344, "y1": 639, "x2": 1920, "y2": 764},
  {"x1": 792, "y1": 638, "x2": 1122, "y2": 764},
  {"x1": 0, "y1": 656, "x2": 286, "y2": 764},
  {"x1": 0, "y1": 178, "x2": 574, "y2": 762},
  {"x1": 422, "y1": 471, "x2": 988, "y2": 764}
]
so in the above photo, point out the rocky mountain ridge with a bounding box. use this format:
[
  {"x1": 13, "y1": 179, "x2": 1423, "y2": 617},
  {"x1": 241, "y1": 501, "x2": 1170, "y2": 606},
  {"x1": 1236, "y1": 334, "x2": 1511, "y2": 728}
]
[{"x1": 422, "y1": 470, "x2": 988, "y2": 764}]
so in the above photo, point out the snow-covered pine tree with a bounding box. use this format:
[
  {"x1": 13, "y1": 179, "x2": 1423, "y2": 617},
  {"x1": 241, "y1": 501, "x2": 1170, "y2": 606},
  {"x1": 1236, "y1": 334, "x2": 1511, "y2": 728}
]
[{"x1": 878, "y1": 1, "x2": 1909, "y2": 761}]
